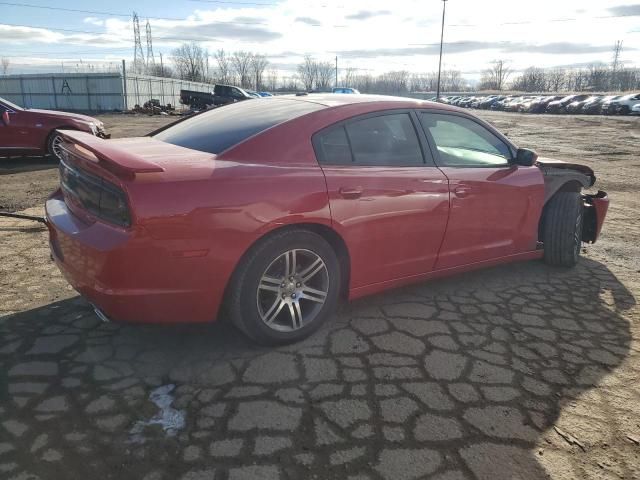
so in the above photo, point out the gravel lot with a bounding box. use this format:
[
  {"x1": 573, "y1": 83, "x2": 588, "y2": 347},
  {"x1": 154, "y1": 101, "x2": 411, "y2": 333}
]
[{"x1": 1, "y1": 111, "x2": 639, "y2": 479}]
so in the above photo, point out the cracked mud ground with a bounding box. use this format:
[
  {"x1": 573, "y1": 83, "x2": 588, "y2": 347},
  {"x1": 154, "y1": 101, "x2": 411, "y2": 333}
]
[{"x1": 1, "y1": 112, "x2": 639, "y2": 479}]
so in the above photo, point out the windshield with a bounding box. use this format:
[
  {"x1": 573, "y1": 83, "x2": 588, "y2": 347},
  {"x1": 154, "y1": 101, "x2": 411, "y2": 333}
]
[
  {"x1": 0, "y1": 96, "x2": 23, "y2": 111},
  {"x1": 153, "y1": 98, "x2": 324, "y2": 154}
]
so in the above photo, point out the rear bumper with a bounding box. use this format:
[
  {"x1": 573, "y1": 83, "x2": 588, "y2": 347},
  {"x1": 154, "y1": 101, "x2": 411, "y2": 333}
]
[
  {"x1": 45, "y1": 191, "x2": 219, "y2": 324},
  {"x1": 583, "y1": 191, "x2": 609, "y2": 243}
]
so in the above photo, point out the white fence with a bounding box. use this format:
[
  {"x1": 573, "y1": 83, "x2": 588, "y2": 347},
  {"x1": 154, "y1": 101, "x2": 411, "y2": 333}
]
[{"x1": 0, "y1": 72, "x2": 213, "y2": 112}]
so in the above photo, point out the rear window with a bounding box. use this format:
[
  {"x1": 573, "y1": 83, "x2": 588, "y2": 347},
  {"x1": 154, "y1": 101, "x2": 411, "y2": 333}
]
[{"x1": 153, "y1": 98, "x2": 324, "y2": 154}]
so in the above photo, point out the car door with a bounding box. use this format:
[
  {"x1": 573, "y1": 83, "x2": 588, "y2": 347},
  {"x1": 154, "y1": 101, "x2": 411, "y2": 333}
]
[
  {"x1": 0, "y1": 104, "x2": 39, "y2": 151},
  {"x1": 0, "y1": 102, "x2": 25, "y2": 150},
  {"x1": 314, "y1": 110, "x2": 450, "y2": 289},
  {"x1": 418, "y1": 111, "x2": 544, "y2": 270}
]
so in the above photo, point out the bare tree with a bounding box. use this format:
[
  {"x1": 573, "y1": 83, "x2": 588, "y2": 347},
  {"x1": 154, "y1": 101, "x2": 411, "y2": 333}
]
[
  {"x1": 213, "y1": 49, "x2": 231, "y2": 84},
  {"x1": 316, "y1": 61, "x2": 334, "y2": 90},
  {"x1": 1, "y1": 58, "x2": 9, "y2": 75},
  {"x1": 341, "y1": 67, "x2": 356, "y2": 87},
  {"x1": 265, "y1": 68, "x2": 279, "y2": 91},
  {"x1": 479, "y1": 60, "x2": 511, "y2": 90},
  {"x1": 250, "y1": 54, "x2": 269, "y2": 90},
  {"x1": 546, "y1": 68, "x2": 566, "y2": 92},
  {"x1": 230, "y1": 51, "x2": 253, "y2": 88},
  {"x1": 297, "y1": 55, "x2": 318, "y2": 91},
  {"x1": 172, "y1": 43, "x2": 208, "y2": 82}
]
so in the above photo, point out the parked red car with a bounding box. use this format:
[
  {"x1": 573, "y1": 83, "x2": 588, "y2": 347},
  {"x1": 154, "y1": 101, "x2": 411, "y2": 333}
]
[
  {"x1": 45, "y1": 95, "x2": 608, "y2": 344},
  {"x1": 0, "y1": 96, "x2": 108, "y2": 159}
]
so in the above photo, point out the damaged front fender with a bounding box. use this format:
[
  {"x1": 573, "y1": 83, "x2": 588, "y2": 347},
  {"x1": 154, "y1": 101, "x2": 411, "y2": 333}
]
[
  {"x1": 582, "y1": 191, "x2": 609, "y2": 243},
  {"x1": 536, "y1": 157, "x2": 608, "y2": 243}
]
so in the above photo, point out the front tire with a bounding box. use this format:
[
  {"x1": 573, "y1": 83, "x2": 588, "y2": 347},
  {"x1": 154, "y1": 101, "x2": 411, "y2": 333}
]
[
  {"x1": 228, "y1": 229, "x2": 340, "y2": 345},
  {"x1": 46, "y1": 130, "x2": 65, "y2": 161},
  {"x1": 543, "y1": 191, "x2": 584, "y2": 267}
]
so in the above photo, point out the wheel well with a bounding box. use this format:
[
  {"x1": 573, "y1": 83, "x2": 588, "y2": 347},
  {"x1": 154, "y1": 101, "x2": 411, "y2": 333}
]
[
  {"x1": 225, "y1": 223, "x2": 351, "y2": 305},
  {"x1": 298, "y1": 223, "x2": 351, "y2": 299},
  {"x1": 45, "y1": 127, "x2": 74, "y2": 152},
  {"x1": 538, "y1": 182, "x2": 583, "y2": 242}
]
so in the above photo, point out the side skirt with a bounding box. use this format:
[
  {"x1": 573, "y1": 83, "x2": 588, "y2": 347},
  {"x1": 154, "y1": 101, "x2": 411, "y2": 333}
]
[{"x1": 349, "y1": 250, "x2": 544, "y2": 301}]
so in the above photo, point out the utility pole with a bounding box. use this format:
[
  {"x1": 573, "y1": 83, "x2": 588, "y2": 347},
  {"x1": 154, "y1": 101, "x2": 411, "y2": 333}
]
[
  {"x1": 335, "y1": 56, "x2": 338, "y2": 87},
  {"x1": 159, "y1": 53, "x2": 164, "y2": 76},
  {"x1": 436, "y1": 0, "x2": 448, "y2": 100}
]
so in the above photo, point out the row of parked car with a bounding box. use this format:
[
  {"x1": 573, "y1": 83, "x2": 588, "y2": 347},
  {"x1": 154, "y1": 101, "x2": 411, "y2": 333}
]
[{"x1": 438, "y1": 93, "x2": 640, "y2": 115}]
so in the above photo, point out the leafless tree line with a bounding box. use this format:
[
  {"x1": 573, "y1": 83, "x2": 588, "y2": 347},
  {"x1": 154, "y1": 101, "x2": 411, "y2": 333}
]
[
  {"x1": 510, "y1": 65, "x2": 640, "y2": 93},
  {"x1": 337, "y1": 68, "x2": 466, "y2": 94},
  {"x1": 296, "y1": 55, "x2": 335, "y2": 91},
  {"x1": 169, "y1": 43, "x2": 271, "y2": 90}
]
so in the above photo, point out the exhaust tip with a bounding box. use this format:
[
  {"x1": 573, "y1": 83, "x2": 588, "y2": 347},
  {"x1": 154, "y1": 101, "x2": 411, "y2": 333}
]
[{"x1": 92, "y1": 305, "x2": 112, "y2": 323}]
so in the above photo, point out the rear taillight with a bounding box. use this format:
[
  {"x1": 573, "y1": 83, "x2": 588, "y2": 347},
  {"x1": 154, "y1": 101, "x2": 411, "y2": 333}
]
[{"x1": 59, "y1": 158, "x2": 131, "y2": 227}]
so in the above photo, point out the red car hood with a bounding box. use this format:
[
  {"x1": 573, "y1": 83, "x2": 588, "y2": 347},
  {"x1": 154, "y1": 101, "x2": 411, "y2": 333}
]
[
  {"x1": 536, "y1": 157, "x2": 595, "y2": 186},
  {"x1": 27, "y1": 108, "x2": 98, "y2": 124}
]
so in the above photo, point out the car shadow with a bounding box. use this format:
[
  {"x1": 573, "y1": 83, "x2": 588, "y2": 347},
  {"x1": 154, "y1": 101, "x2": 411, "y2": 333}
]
[
  {"x1": 0, "y1": 155, "x2": 58, "y2": 175},
  {"x1": 0, "y1": 257, "x2": 635, "y2": 479}
]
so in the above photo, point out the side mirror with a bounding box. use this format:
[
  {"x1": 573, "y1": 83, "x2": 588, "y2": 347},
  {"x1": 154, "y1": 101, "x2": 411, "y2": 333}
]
[
  {"x1": 514, "y1": 148, "x2": 538, "y2": 167},
  {"x1": 1, "y1": 111, "x2": 9, "y2": 126}
]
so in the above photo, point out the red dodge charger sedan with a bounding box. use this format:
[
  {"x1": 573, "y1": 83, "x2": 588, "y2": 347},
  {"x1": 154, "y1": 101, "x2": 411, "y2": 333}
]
[
  {"x1": 0, "y1": 96, "x2": 108, "y2": 159},
  {"x1": 45, "y1": 95, "x2": 608, "y2": 344}
]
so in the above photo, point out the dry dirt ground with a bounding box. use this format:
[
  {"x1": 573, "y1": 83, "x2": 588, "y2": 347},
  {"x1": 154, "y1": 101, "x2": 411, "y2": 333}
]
[{"x1": 0, "y1": 111, "x2": 639, "y2": 480}]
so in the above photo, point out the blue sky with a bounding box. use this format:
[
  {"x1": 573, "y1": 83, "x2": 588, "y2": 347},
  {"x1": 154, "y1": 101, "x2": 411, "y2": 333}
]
[{"x1": 2, "y1": 0, "x2": 639, "y2": 79}]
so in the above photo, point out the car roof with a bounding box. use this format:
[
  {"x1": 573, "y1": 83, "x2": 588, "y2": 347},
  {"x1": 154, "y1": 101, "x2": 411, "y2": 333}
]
[{"x1": 277, "y1": 93, "x2": 459, "y2": 111}]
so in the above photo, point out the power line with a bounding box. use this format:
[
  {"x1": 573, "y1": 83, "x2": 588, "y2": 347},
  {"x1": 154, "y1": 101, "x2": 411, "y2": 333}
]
[
  {"x1": 0, "y1": 2, "x2": 186, "y2": 21},
  {"x1": 0, "y1": 0, "x2": 344, "y2": 20}
]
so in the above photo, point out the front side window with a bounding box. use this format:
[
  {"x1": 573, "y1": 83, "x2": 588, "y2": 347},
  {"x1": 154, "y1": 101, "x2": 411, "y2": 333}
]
[{"x1": 419, "y1": 113, "x2": 512, "y2": 167}]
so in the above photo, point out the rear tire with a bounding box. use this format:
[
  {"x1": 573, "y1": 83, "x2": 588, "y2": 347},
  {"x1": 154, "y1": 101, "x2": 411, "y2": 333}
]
[
  {"x1": 228, "y1": 229, "x2": 340, "y2": 345},
  {"x1": 543, "y1": 191, "x2": 584, "y2": 267}
]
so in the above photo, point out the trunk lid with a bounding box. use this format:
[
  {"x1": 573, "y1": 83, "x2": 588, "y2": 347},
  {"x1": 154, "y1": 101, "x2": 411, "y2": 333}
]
[{"x1": 57, "y1": 130, "x2": 217, "y2": 181}]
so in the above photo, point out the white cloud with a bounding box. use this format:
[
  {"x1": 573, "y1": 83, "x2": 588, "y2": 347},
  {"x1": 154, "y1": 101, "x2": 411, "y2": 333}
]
[{"x1": 2, "y1": 0, "x2": 639, "y2": 78}]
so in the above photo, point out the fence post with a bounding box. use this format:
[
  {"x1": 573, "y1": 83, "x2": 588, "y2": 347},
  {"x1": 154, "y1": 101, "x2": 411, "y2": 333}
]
[
  {"x1": 52, "y1": 76, "x2": 58, "y2": 109},
  {"x1": 19, "y1": 77, "x2": 26, "y2": 107},
  {"x1": 122, "y1": 59, "x2": 128, "y2": 111},
  {"x1": 135, "y1": 75, "x2": 140, "y2": 106},
  {"x1": 86, "y1": 76, "x2": 91, "y2": 111}
]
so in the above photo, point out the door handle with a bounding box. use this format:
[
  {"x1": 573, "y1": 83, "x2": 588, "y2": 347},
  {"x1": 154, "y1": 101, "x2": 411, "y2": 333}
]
[
  {"x1": 338, "y1": 187, "x2": 363, "y2": 199},
  {"x1": 453, "y1": 186, "x2": 470, "y2": 198}
]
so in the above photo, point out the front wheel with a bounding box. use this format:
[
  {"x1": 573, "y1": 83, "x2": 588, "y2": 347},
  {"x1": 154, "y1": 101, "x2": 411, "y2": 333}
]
[
  {"x1": 228, "y1": 229, "x2": 341, "y2": 345},
  {"x1": 46, "y1": 130, "x2": 65, "y2": 161},
  {"x1": 542, "y1": 191, "x2": 584, "y2": 267}
]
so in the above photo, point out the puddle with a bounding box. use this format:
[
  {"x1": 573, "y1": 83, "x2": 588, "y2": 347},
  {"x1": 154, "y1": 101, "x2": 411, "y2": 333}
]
[{"x1": 129, "y1": 384, "x2": 186, "y2": 444}]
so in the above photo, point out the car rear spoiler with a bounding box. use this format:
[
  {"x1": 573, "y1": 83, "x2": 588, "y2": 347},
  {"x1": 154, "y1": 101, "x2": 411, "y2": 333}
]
[{"x1": 58, "y1": 130, "x2": 165, "y2": 176}]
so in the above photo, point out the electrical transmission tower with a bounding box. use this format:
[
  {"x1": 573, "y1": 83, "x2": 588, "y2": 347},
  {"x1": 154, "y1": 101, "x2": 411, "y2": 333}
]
[
  {"x1": 611, "y1": 40, "x2": 623, "y2": 91},
  {"x1": 132, "y1": 12, "x2": 145, "y2": 74},
  {"x1": 146, "y1": 20, "x2": 155, "y2": 70}
]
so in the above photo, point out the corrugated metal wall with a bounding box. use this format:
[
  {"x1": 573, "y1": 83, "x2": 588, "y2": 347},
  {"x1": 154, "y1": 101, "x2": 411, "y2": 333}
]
[
  {"x1": 0, "y1": 73, "x2": 124, "y2": 111},
  {"x1": 0, "y1": 72, "x2": 213, "y2": 112}
]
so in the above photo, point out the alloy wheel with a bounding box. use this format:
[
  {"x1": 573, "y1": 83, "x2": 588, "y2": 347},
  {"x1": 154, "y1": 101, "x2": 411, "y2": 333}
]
[
  {"x1": 51, "y1": 135, "x2": 64, "y2": 160},
  {"x1": 256, "y1": 248, "x2": 329, "y2": 332}
]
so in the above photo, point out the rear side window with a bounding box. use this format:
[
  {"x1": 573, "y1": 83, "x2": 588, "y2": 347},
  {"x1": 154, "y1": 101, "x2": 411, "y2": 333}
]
[
  {"x1": 316, "y1": 127, "x2": 352, "y2": 164},
  {"x1": 315, "y1": 113, "x2": 424, "y2": 166},
  {"x1": 154, "y1": 99, "x2": 323, "y2": 154},
  {"x1": 347, "y1": 114, "x2": 423, "y2": 166}
]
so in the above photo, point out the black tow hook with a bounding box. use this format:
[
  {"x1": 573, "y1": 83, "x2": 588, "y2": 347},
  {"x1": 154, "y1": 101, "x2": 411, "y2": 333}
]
[{"x1": 0, "y1": 212, "x2": 47, "y2": 224}]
